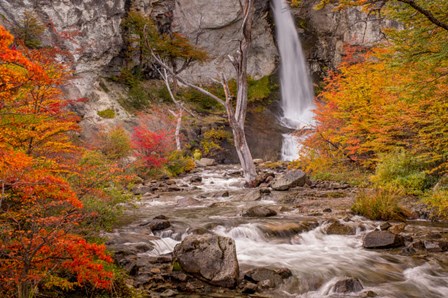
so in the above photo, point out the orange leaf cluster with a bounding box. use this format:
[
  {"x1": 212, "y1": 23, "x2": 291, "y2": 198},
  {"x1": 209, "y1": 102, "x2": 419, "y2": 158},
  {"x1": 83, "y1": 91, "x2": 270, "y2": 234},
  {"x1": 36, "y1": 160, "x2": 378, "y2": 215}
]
[{"x1": 0, "y1": 25, "x2": 114, "y2": 296}]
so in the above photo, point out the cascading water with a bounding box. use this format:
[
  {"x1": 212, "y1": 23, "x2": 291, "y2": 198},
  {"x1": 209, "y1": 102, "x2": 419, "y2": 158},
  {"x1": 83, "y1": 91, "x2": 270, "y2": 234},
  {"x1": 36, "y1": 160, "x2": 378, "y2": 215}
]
[{"x1": 272, "y1": 0, "x2": 315, "y2": 161}]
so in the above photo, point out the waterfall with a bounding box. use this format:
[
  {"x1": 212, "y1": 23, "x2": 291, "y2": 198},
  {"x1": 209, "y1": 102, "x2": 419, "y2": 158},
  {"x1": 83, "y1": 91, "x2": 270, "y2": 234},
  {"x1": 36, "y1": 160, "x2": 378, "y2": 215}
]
[{"x1": 272, "y1": 0, "x2": 315, "y2": 161}]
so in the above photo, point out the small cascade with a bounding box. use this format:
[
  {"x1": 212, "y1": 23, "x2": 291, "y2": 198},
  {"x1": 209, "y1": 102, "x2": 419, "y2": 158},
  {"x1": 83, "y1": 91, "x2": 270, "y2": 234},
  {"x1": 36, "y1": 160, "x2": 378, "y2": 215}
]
[{"x1": 272, "y1": 0, "x2": 315, "y2": 161}]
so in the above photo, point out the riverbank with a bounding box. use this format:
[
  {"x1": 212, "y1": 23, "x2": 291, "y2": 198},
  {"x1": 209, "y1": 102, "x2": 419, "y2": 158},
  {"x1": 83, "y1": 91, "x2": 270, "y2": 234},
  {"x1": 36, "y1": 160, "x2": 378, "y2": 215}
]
[{"x1": 105, "y1": 164, "x2": 448, "y2": 297}]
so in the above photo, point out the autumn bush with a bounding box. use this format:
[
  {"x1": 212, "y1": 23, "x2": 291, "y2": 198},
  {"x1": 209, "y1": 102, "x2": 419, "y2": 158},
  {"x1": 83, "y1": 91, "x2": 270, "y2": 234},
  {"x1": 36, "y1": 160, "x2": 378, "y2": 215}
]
[
  {"x1": 200, "y1": 128, "x2": 233, "y2": 157},
  {"x1": 0, "y1": 25, "x2": 138, "y2": 297},
  {"x1": 165, "y1": 150, "x2": 196, "y2": 177},
  {"x1": 423, "y1": 190, "x2": 448, "y2": 220},
  {"x1": 95, "y1": 127, "x2": 133, "y2": 160},
  {"x1": 351, "y1": 188, "x2": 410, "y2": 221},
  {"x1": 370, "y1": 150, "x2": 434, "y2": 195}
]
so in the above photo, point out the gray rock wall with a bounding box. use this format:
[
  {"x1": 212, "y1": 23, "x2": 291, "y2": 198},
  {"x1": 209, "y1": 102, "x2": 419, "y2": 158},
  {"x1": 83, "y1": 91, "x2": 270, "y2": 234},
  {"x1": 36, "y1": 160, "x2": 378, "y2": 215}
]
[{"x1": 0, "y1": 0, "x2": 392, "y2": 159}]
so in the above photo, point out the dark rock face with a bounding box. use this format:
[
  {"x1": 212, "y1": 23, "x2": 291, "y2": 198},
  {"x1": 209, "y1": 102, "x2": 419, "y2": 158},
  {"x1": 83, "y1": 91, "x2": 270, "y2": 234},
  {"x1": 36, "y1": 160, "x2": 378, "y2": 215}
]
[
  {"x1": 363, "y1": 231, "x2": 405, "y2": 249},
  {"x1": 173, "y1": 234, "x2": 239, "y2": 288},
  {"x1": 243, "y1": 206, "x2": 277, "y2": 217},
  {"x1": 333, "y1": 278, "x2": 363, "y2": 293},
  {"x1": 271, "y1": 170, "x2": 307, "y2": 191}
]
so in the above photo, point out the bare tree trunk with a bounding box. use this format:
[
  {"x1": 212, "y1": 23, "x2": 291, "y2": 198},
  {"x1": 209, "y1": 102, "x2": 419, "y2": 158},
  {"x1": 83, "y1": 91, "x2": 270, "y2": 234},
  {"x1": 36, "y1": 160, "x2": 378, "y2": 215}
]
[
  {"x1": 223, "y1": 0, "x2": 257, "y2": 184},
  {"x1": 169, "y1": 108, "x2": 182, "y2": 151},
  {"x1": 147, "y1": 0, "x2": 258, "y2": 184}
]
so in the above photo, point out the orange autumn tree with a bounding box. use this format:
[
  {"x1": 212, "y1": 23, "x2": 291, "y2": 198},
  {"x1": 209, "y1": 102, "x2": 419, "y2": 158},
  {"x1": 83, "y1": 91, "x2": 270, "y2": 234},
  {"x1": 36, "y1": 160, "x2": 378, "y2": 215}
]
[
  {"x1": 301, "y1": 0, "x2": 448, "y2": 178},
  {"x1": 0, "y1": 26, "x2": 113, "y2": 297}
]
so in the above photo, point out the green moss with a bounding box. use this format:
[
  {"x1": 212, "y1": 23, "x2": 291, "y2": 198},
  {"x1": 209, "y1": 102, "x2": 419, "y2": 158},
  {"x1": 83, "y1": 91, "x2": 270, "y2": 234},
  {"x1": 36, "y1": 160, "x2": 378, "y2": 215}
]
[{"x1": 97, "y1": 109, "x2": 116, "y2": 119}]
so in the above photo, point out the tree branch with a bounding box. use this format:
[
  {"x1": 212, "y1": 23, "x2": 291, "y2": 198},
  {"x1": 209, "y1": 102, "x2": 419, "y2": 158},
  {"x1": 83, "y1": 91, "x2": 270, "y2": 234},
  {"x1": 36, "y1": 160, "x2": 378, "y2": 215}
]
[{"x1": 396, "y1": 0, "x2": 448, "y2": 31}]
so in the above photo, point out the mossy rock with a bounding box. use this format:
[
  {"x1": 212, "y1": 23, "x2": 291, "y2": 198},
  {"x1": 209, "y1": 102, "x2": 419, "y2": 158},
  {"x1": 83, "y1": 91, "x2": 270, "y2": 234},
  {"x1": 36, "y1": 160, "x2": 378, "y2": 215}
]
[{"x1": 97, "y1": 108, "x2": 116, "y2": 119}]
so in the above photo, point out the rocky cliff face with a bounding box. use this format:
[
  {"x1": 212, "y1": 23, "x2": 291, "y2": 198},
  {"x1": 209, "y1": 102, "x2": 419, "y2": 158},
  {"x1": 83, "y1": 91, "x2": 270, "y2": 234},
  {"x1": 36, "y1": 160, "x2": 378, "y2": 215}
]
[{"x1": 0, "y1": 0, "x2": 391, "y2": 159}]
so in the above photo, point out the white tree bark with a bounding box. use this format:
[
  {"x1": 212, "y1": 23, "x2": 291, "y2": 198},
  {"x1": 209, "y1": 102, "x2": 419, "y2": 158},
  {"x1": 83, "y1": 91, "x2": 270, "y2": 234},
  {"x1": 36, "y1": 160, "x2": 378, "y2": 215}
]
[{"x1": 147, "y1": 0, "x2": 257, "y2": 184}]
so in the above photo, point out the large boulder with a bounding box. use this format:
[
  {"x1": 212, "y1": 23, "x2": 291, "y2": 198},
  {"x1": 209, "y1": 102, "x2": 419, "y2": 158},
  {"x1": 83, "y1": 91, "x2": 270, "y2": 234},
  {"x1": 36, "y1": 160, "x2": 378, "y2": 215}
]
[
  {"x1": 173, "y1": 234, "x2": 239, "y2": 288},
  {"x1": 363, "y1": 231, "x2": 405, "y2": 249},
  {"x1": 271, "y1": 170, "x2": 307, "y2": 191},
  {"x1": 243, "y1": 206, "x2": 277, "y2": 217}
]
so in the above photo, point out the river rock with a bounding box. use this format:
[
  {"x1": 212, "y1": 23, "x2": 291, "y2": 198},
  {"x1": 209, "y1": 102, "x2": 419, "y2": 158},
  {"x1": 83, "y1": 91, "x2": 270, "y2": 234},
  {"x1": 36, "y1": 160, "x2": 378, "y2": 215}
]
[
  {"x1": 190, "y1": 175, "x2": 202, "y2": 183},
  {"x1": 379, "y1": 222, "x2": 392, "y2": 231},
  {"x1": 389, "y1": 223, "x2": 406, "y2": 234},
  {"x1": 195, "y1": 158, "x2": 216, "y2": 167},
  {"x1": 363, "y1": 231, "x2": 405, "y2": 249},
  {"x1": 259, "y1": 221, "x2": 318, "y2": 238},
  {"x1": 243, "y1": 206, "x2": 277, "y2": 217},
  {"x1": 132, "y1": 184, "x2": 152, "y2": 195},
  {"x1": 333, "y1": 277, "x2": 363, "y2": 293},
  {"x1": 242, "y1": 189, "x2": 262, "y2": 201},
  {"x1": 271, "y1": 170, "x2": 307, "y2": 191},
  {"x1": 176, "y1": 197, "x2": 201, "y2": 207},
  {"x1": 146, "y1": 219, "x2": 171, "y2": 231},
  {"x1": 173, "y1": 234, "x2": 239, "y2": 288},
  {"x1": 325, "y1": 220, "x2": 356, "y2": 235},
  {"x1": 424, "y1": 241, "x2": 448, "y2": 252},
  {"x1": 244, "y1": 267, "x2": 292, "y2": 289}
]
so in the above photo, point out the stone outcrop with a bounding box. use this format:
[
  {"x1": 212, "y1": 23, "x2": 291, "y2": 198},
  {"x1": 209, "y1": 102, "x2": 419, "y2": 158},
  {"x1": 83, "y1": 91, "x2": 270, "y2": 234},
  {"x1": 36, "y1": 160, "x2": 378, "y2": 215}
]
[
  {"x1": 0, "y1": 0, "x2": 393, "y2": 152},
  {"x1": 172, "y1": 0, "x2": 276, "y2": 83},
  {"x1": 173, "y1": 233, "x2": 239, "y2": 288}
]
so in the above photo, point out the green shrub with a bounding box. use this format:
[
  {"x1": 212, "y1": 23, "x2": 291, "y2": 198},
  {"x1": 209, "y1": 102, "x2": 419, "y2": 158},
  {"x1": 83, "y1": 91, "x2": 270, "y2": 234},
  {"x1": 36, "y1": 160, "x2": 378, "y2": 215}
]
[
  {"x1": 370, "y1": 149, "x2": 432, "y2": 194},
  {"x1": 200, "y1": 128, "x2": 232, "y2": 157},
  {"x1": 13, "y1": 10, "x2": 45, "y2": 49},
  {"x1": 97, "y1": 108, "x2": 116, "y2": 119},
  {"x1": 248, "y1": 76, "x2": 273, "y2": 103},
  {"x1": 352, "y1": 188, "x2": 409, "y2": 221},
  {"x1": 100, "y1": 127, "x2": 132, "y2": 160},
  {"x1": 423, "y1": 190, "x2": 448, "y2": 220},
  {"x1": 165, "y1": 150, "x2": 196, "y2": 177}
]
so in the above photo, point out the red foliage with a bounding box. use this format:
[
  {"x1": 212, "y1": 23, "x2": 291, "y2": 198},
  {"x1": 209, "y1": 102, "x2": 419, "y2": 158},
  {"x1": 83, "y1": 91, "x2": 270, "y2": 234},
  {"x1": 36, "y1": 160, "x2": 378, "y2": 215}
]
[{"x1": 132, "y1": 126, "x2": 174, "y2": 168}]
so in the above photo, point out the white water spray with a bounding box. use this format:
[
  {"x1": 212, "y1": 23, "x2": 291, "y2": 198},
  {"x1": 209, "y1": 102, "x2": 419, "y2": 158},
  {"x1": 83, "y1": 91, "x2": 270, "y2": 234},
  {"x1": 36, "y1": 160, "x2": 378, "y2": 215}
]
[{"x1": 272, "y1": 0, "x2": 315, "y2": 160}]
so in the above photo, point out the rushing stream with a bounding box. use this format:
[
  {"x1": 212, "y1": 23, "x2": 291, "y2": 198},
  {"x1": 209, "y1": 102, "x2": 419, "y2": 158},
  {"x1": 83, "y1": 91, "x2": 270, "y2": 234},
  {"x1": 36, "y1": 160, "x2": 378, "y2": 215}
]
[
  {"x1": 272, "y1": 0, "x2": 315, "y2": 161},
  {"x1": 108, "y1": 166, "x2": 448, "y2": 298}
]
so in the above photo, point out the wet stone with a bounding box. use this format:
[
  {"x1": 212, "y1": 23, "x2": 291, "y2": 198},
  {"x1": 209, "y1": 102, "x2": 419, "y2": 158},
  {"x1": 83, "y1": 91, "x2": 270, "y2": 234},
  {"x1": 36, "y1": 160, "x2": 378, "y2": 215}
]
[
  {"x1": 142, "y1": 219, "x2": 171, "y2": 231},
  {"x1": 363, "y1": 231, "x2": 405, "y2": 249},
  {"x1": 243, "y1": 206, "x2": 277, "y2": 217},
  {"x1": 244, "y1": 267, "x2": 292, "y2": 289},
  {"x1": 333, "y1": 277, "x2": 363, "y2": 293},
  {"x1": 242, "y1": 189, "x2": 262, "y2": 201},
  {"x1": 173, "y1": 233, "x2": 239, "y2": 288},
  {"x1": 379, "y1": 222, "x2": 392, "y2": 231},
  {"x1": 241, "y1": 281, "x2": 258, "y2": 294},
  {"x1": 424, "y1": 241, "x2": 447, "y2": 252},
  {"x1": 325, "y1": 220, "x2": 356, "y2": 235}
]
